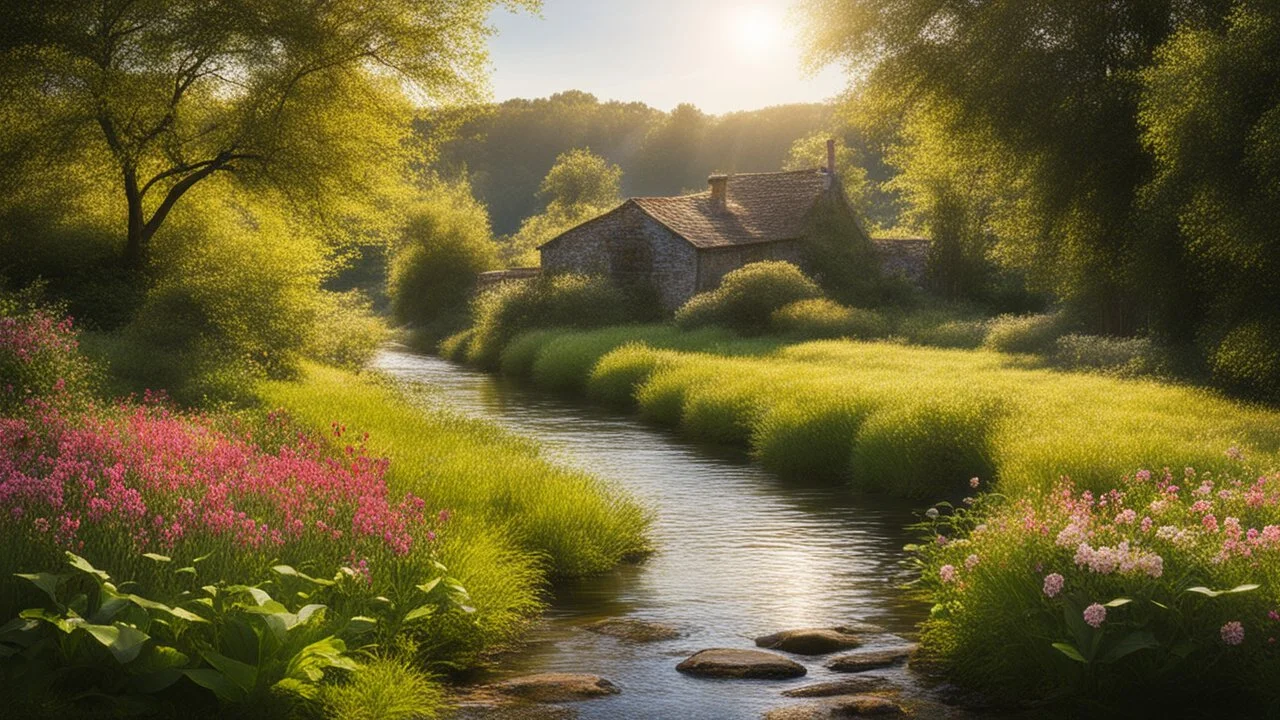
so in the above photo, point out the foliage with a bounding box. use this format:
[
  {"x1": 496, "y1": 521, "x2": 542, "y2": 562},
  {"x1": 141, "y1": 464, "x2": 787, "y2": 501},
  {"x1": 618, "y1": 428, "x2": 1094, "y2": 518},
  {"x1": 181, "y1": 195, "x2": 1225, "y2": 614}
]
[
  {"x1": 783, "y1": 133, "x2": 873, "y2": 227},
  {"x1": 257, "y1": 365, "x2": 650, "y2": 580},
  {"x1": 0, "y1": 0, "x2": 528, "y2": 269},
  {"x1": 675, "y1": 261, "x2": 823, "y2": 334},
  {"x1": 983, "y1": 313, "x2": 1068, "y2": 355},
  {"x1": 304, "y1": 291, "x2": 389, "y2": 372},
  {"x1": 0, "y1": 291, "x2": 97, "y2": 417},
  {"x1": 427, "y1": 92, "x2": 853, "y2": 234},
  {"x1": 770, "y1": 298, "x2": 889, "y2": 340},
  {"x1": 913, "y1": 460, "x2": 1280, "y2": 711},
  {"x1": 320, "y1": 656, "x2": 444, "y2": 720},
  {"x1": 469, "y1": 325, "x2": 1280, "y2": 500},
  {"x1": 801, "y1": 202, "x2": 896, "y2": 306},
  {"x1": 1052, "y1": 334, "x2": 1172, "y2": 379},
  {"x1": 103, "y1": 197, "x2": 325, "y2": 405},
  {"x1": 1140, "y1": 1, "x2": 1280, "y2": 402},
  {"x1": 497, "y1": 148, "x2": 623, "y2": 267},
  {"x1": 464, "y1": 274, "x2": 638, "y2": 369},
  {"x1": 389, "y1": 182, "x2": 498, "y2": 334},
  {"x1": 537, "y1": 148, "x2": 623, "y2": 213},
  {"x1": 802, "y1": 0, "x2": 1241, "y2": 334}
]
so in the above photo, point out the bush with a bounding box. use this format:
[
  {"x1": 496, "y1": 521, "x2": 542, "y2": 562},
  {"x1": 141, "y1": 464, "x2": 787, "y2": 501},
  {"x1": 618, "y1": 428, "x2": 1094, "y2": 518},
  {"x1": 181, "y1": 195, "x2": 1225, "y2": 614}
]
[
  {"x1": 751, "y1": 394, "x2": 877, "y2": 480},
  {"x1": 107, "y1": 201, "x2": 325, "y2": 405},
  {"x1": 388, "y1": 185, "x2": 497, "y2": 335},
  {"x1": 305, "y1": 290, "x2": 389, "y2": 370},
  {"x1": 983, "y1": 312, "x2": 1067, "y2": 354},
  {"x1": 770, "y1": 298, "x2": 889, "y2": 340},
  {"x1": 465, "y1": 274, "x2": 635, "y2": 369},
  {"x1": 0, "y1": 291, "x2": 98, "y2": 416},
  {"x1": 321, "y1": 657, "x2": 445, "y2": 720},
  {"x1": 914, "y1": 461, "x2": 1280, "y2": 712},
  {"x1": 1052, "y1": 334, "x2": 1170, "y2": 378},
  {"x1": 1209, "y1": 320, "x2": 1280, "y2": 402},
  {"x1": 675, "y1": 261, "x2": 822, "y2": 334},
  {"x1": 849, "y1": 392, "x2": 1004, "y2": 498}
]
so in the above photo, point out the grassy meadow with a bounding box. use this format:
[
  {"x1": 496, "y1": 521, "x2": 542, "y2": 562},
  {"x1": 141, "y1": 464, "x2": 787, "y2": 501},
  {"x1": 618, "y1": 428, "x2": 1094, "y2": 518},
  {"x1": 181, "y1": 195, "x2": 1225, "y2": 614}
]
[{"x1": 446, "y1": 325, "x2": 1280, "y2": 501}]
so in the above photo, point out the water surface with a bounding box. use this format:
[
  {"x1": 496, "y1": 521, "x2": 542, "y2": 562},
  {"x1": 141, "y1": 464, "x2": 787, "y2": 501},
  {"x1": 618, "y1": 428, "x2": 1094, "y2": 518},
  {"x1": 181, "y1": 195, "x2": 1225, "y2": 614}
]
[{"x1": 374, "y1": 348, "x2": 953, "y2": 719}]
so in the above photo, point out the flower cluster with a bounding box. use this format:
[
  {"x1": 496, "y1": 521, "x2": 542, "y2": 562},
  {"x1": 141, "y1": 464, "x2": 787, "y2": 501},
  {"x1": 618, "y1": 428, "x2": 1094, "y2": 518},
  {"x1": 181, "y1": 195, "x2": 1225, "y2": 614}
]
[{"x1": 0, "y1": 400, "x2": 433, "y2": 561}]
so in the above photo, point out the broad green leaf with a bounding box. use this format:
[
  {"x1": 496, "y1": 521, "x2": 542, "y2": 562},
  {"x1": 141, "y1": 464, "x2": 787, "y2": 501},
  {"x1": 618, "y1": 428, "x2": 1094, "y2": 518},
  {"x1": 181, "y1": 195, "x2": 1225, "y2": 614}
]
[
  {"x1": 184, "y1": 669, "x2": 246, "y2": 703},
  {"x1": 201, "y1": 651, "x2": 257, "y2": 694},
  {"x1": 21, "y1": 607, "x2": 78, "y2": 634},
  {"x1": 15, "y1": 572, "x2": 67, "y2": 605},
  {"x1": 1186, "y1": 583, "x2": 1261, "y2": 598},
  {"x1": 1052, "y1": 642, "x2": 1087, "y2": 663},
  {"x1": 1104, "y1": 598, "x2": 1133, "y2": 608},
  {"x1": 130, "y1": 669, "x2": 184, "y2": 694},
  {"x1": 1101, "y1": 631, "x2": 1159, "y2": 664},
  {"x1": 142, "y1": 553, "x2": 171, "y2": 563},
  {"x1": 82, "y1": 622, "x2": 150, "y2": 664},
  {"x1": 345, "y1": 616, "x2": 377, "y2": 634},
  {"x1": 65, "y1": 553, "x2": 110, "y2": 582},
  {"x1": 416, "y1": 578, "x2": 442, "y2": 595},
  {"x1": 403, "y1": 605, "x2": 435, "y2": 623},
  {"x1": 174, "y1": 567, "x2": 197, "y2": 576},
  {"x1": 297, "y1": 604, "x2": 326, "y2": 625}
]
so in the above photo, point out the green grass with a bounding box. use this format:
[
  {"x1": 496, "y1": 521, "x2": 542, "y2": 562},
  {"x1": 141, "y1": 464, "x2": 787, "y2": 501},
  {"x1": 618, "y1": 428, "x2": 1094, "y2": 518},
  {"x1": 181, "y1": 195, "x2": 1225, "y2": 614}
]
[
  {"x1": 472, "y1": 326, "x2": 1280, "y2": 500},
  {"x1": 256, "y1": 364, "x2": 651, "y2": 664}
]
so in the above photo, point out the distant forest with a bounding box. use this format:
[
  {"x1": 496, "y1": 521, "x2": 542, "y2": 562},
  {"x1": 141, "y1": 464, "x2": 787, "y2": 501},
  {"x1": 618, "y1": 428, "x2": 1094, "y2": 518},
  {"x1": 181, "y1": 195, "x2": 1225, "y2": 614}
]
[{"x1": 418, "y1": 91, "x2": 898, "y2": 235}]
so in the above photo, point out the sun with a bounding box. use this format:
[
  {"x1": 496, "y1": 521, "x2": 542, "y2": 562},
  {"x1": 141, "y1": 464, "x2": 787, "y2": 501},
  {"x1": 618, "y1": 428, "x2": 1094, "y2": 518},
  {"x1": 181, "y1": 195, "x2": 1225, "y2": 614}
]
[{"x1": 733, "y1": 7, "x2": 784, "y2": 57}]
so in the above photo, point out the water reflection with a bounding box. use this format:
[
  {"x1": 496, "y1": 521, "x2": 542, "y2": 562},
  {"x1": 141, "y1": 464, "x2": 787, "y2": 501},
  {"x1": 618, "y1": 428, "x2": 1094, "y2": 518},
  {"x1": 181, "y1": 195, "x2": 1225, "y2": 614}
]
[{"x1": 374, "y1": 349, "x2": 936, "y2": 719}]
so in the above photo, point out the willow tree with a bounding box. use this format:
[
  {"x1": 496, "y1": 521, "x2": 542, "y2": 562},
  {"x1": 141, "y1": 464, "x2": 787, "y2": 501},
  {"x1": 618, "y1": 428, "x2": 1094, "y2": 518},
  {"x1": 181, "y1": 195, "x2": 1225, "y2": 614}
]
[
  {"x1": 0, "y1": 0, "x2": 534, "y2": 270},
  {"x1": 801, "y1": 0, "x2": 1231, "y2": 332}
]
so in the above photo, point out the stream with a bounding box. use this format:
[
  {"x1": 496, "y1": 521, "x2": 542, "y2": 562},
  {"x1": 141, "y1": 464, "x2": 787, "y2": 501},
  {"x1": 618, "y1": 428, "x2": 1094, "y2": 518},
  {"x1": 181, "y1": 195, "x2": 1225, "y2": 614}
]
[{"x1": 374, "y1": 348, "x2": 964, "y2": 719}]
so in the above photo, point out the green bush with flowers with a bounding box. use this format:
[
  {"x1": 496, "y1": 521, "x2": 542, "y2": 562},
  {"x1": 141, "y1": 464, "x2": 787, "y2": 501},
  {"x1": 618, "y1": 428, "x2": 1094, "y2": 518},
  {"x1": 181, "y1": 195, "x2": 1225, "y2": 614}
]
[{"x1": 913, "y1": 455, "x2": 1280, "y2": 713}]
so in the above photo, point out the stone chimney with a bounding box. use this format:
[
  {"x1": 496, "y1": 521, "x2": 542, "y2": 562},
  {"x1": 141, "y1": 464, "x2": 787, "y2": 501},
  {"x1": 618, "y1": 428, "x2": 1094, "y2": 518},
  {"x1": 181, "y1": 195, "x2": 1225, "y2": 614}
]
[{"x1": 708, "y1": 174, "x2": 729, "y2": 213}]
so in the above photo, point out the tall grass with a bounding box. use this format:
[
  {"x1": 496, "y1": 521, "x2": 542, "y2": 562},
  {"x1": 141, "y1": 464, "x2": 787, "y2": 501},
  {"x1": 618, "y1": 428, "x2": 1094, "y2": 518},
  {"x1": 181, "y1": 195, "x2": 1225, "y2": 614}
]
[
  {"x1": 257, "y1": 365, "x2": 651, "y2": 579},
  {"x1": 476, "y1": 327, "x2": 1280, "y2": 500}
]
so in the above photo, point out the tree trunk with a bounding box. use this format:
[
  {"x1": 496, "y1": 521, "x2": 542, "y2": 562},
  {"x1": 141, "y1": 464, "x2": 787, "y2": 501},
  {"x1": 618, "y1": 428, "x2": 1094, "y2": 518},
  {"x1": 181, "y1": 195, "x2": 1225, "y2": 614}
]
[{"x1": 122, "y1": 164, "x2": 147, "y2": 271}]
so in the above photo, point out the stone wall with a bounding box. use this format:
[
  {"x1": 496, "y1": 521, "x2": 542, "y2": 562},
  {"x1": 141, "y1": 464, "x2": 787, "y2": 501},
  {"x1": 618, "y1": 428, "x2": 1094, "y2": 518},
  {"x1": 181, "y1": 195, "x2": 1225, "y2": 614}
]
[
  {"x1": 871, "y1": 238, "x2": 930, "y2": 286},
  {"x1": 695, "y1": 240, "x2": 808, "y2": 293},
  {"x1": 540, "y1": 203, "x2": 699, "y2": 311}
]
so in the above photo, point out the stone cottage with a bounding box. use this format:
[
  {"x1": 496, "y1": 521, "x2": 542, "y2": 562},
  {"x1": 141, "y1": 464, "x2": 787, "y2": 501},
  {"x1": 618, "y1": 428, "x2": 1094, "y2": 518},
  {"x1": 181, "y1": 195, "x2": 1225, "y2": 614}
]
[{"x1": 536, "y1": 144, "x2": 927, "y2": 310}]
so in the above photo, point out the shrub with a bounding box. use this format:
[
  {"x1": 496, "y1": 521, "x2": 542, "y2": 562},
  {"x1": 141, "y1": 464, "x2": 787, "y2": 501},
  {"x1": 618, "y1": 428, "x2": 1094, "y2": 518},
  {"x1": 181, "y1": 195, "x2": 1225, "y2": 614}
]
[
  {"x1": 895, "y1": 307, "x2": 991, "y2": 349},
  {"x1": 770, "y1": 298, "x2": 889, "y2": 340},
  {"x1": 1209, "y1": 320, "x2": 1280, "y2": 402},
  {"x1": 305, "y1": 290, "x2": 389, "y2": 370},
  {"x1": 680, "y1": 379, "x2": 767, "y2": 446},
  {"x1": 465, "y1": 274, "x2": 635, "y2": 369},
  {"x1": 109, "y1": 202, "x2": 325, "y2": 405},
  {"x1": 586, "y1": 344, "x2": 676, "y2": 407},
  {"x1": 498, "y1": 329, "x2": 558, "y2": 378},
  {"x1": 438, "y1": 329, "x2": 474, "y2": 361},
  {"x1": 850, "y1": 392, "x2": 1004, "y2": 498},
  {"x1": 0, "y1": 294, "x2": 97, "y2": 416},
  {"x1": 321, "y1": 657, "x2": 445, "y2": 720},
  {"x1": 675, "y1": 261, "x2": 823, "y2": 334},
  {"x1": 751, "y1": 394, "x2": 878, "y2": 480},
  {"x1": 914, "y1": 461, "x2": 1280, "y2": 712},
  {"x1": 1052, "y1": 334, "x2": 1170, "y2": 378},
  {"x1": 388, "y1": 185, "x2": 497, "y2": 334},
  {"x1": 984, "y1": 312, "x2": 1066, "y2": 354}
]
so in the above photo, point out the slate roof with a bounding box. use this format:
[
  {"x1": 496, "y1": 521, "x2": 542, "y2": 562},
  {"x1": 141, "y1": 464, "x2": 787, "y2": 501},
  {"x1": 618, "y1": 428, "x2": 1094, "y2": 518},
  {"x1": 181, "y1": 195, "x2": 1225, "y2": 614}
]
[
  {"x1": 631, "y1": 170, "x2": 833, "y2": 249},
  {"x1": 541, "y1": 170, "x2": 836, "y2": 251}
]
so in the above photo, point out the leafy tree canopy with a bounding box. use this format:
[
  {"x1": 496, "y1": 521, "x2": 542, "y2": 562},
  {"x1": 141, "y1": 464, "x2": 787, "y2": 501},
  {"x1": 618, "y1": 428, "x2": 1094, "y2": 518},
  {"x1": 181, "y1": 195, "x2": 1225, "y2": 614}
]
[{"x1": 0, "y1": 0, "x2": 535, "y2": 269}]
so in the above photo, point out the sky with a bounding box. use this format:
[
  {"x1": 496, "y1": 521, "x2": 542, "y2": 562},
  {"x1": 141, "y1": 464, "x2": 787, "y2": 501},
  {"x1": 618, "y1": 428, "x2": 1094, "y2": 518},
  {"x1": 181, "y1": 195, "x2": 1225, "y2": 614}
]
[{"x1": 486, "y1": 0, "x2": 847, "y2": 115}]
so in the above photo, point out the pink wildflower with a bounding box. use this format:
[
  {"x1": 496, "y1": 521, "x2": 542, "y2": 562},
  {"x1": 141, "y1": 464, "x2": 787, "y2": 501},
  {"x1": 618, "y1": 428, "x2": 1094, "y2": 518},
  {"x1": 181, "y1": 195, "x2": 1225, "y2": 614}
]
[
  {"x1": 1083, "y1": 603, "x2": 1107, "y2": 629},
  {"x1": 965, "y1": 554, "x2": 979, "y2": 570},
  {"x1": 1043, "y1": 573, "x2": 1064, "y2": 598},
  {"x1": 1221, "y1": 621, "x2": 1244, "y2": 646},
  {"x1": 939, "y1": 564, "x2": 958, "y2": 583},
  {"x1": 970, "y1": 477, "x2": 980, "y2": 489}
]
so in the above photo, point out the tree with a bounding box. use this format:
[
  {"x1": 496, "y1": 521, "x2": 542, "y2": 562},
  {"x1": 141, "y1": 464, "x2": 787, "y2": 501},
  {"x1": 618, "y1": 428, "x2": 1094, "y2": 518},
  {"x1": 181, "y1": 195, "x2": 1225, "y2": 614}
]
[
  {"x1": 537, "y1": 148, "x2": 623, "y2": 213},
  {"x1": 500, "y1": 148, "x2": 622, "y2": 267},
  {"x1": 783, "y1": 132, "x2": 872, "y2": 227},
  {"x1": 1140, "y1": 0, "x2": 1280, "y2": 398},
  {"x1": 0, "y1": 0, "x2": 534, "y2": 270},
  {"x1": 801, "y1": 0, "x2": 1232, "y2": 333},
  {"x1": 389, "y1": 179, "x2": 497, "y2": 332}
]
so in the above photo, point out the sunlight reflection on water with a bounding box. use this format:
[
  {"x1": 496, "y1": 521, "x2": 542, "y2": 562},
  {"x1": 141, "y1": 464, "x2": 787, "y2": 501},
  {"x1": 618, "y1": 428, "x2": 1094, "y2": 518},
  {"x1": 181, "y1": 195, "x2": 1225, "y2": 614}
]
[{"x1": 374, "y1": 348, "x2": 957, "y2": 719}]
